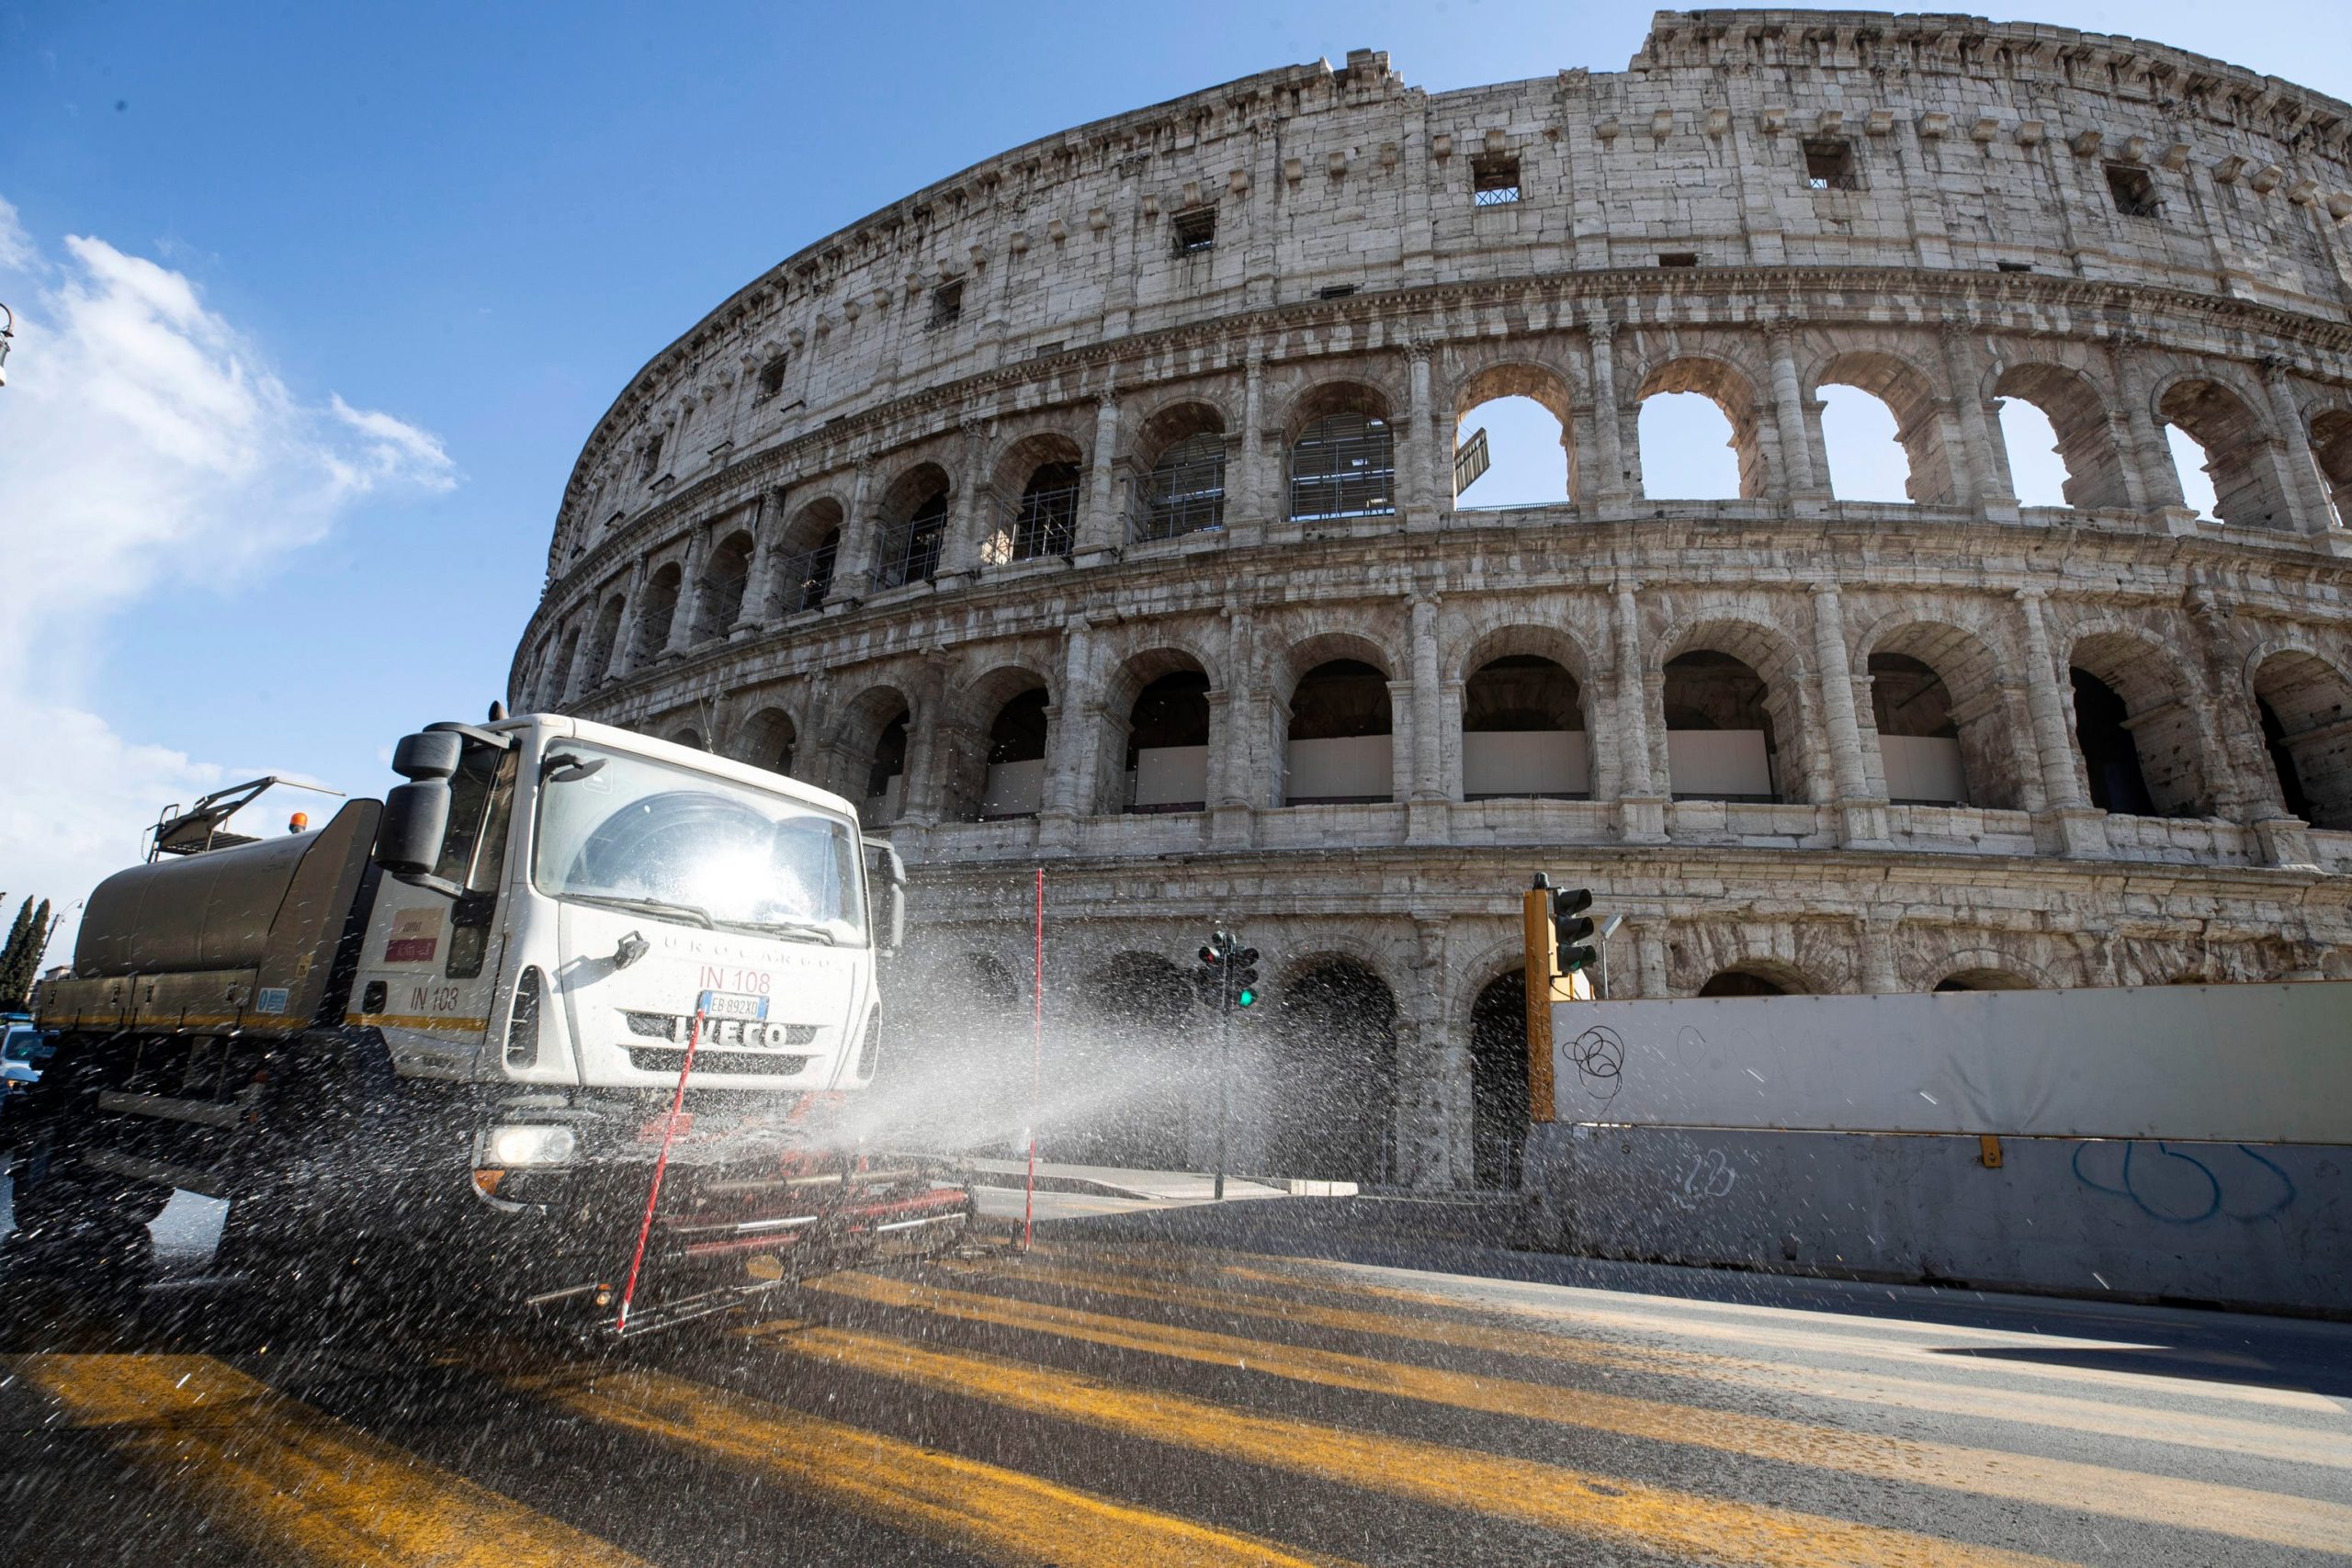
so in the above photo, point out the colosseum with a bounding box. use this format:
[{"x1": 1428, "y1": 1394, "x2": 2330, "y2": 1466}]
[{"x1": 510, "y1": 9, "x2": 2352, "y2": 1191}]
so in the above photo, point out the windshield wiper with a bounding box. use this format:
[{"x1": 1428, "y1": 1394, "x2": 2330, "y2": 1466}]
[
  {"x1": 563, "y1": 892, "x2": 715, "y2": 929},
  {"x1": 722, "y1": 918, "x2": 839, "y2": 946}
]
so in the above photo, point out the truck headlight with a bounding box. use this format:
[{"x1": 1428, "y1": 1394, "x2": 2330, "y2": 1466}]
[{"x1": 479, "y1": 1123, "x2": 577, "y2": 1168}]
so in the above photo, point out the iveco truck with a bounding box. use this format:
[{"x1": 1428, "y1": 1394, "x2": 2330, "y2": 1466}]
[{"x1": 8, "y1": 711, "x2": 969, "y2": 1332}]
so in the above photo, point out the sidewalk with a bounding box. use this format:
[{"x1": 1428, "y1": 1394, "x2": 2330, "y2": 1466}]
[{"x1": 965, "y1": 1158, "x2": 1356, "y2": 1204}]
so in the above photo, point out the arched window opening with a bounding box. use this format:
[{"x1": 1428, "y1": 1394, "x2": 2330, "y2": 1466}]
[
  {"x1": 789, "y1": 529, "x2": 839, "y2": 613},
  {"x1": 2160, "y1": 379, "x2": 2280, "y2": 527},
  {"x1": 1125, "y1": 671, "x2": 1210, "y2": 814},
  {"x1": 864, "y1": 710, "x2": 910, "y2": 826},
  {"x1": 1454, "y1": 396, "x2": 1566, "y2": 509},
  {"x1": 635, "y1": 564, "x2": 684, "y2": 660},
  {"x1": 1469, "y1": 972, "x2": 1528, "y2": 1190},
  {"x1": 987, "y1": 462, "x2": 1082, "y2": 565},
  {"x1": 1065, "y1": 953, "x2": 1199, "y2": 1170},
  {"x1": 584, "y1": 596, "x2": 627, "y2": 685},
  {"x1": 2253, "y1": 651, "x2": 2352, "y2": 829},
  {"x1": 2313, "y1": 411, "x2": 2352, "y2": 529},
  {"x1": 1464, "y1": 656, "x2": 1588, "y2": 799},
  {"x1": 1993, "y1": 365, "x2": 2129, "y2": 511},
  {"x1": 548, "y1": 627, "x2": 581, "y2": 706},
  {"x1": 667, "y1": 727, "x2": 705, "y2": 751},
  {"x1": 2070, "y1": 670, "x2": 2154, "y2": 816},
  {"x1": 1996, "y1": 399, "x2": 2070, "y2": 509},
  {"x1": 1637, "y1": 392, "x2": 1743, "y2": 501},
  {"x1": 735, "y1": 707, "x2": 797, "y2": 777},
  {"x1": 1936, "y1": 969, "x2": 2034, "y2": 992},
  {"x1": 1698, "y1": 968, "x2": 1794, "y2": 997},
  {"x1": 1869, "y1": 652, "x2": 1968, "y2": 806},
  {"x1": 1135, "y1": 432, "x2": 1227, "y2": 541},
  {"x1": 1269, "y1": 960, "x2": 1397, "y2": 1185},
  {"x1": 696, "y1": 531, "x2": 756, "y2": 641},
  {"x1": 1289, "y1": 412, "x2": 1396, "y2": 521},
  {"x1": 876, "y1": 471, "x2": 951, "y2": 591},
  {"x1": 981, "y1": 688, "x2": 1050, "y2": 818},
  {"x1": 1818, "y1": 386, "x2": 1915, "y2": 502},
  {"x1": 1664, "y1": 651, "x2": 1779, "y2": 803},
  {"x1": 1286, "y1": 660, "x2": 1393, "y2": 805}
]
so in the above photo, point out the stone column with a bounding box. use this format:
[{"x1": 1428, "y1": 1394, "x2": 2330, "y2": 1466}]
[
  {"x1": 1630, "y1": 917, "x2": 1670, "y2": 998},
  {"x1": 1080, "y1": 391, "x2": 1124, "y2": 558},
  {"x1": 602, "y1": 557, "x2": 650, "y2": 682},
  {"x1": 2109, "y1": 333, "x2": 2192, "y2": 527},
  {"x1": 2188, "y1": 589, "x2": 2315, "y2": 867},
  {"x1": 1766, "y1": 322, "x2": 1826, "y2": 506},
  {"x1": 898, "y1": 650, "x2": 955, "y2": 829},
  {"x1": 2260, "y1": 356, "x2": 2335, "y2": 536},
  {"x1": 1036, "y1": 619, "x2": 1094, "y2": 850},
  {"x1": 1233, "y1": 352, "x2": 1269, "y2": 546},
  {"x1": 1395, "y1": 914, "x2": 1462, "y2": 1190},
  {"x1": 831, "y1": 459, "x2": 879, "y2": 599},
  {"x1": 1584, "y1": 307, "x2": 1631, "y2": 510},
  {"x1": 662, "y1": 528, "x2": 706, "y2": 657},
  {"x1": 938, "y1": 419, "x2": 991, "y2": 581},
  {"x1": 1404, "y1": 343, "x2": 1440, "y2": 531},
  {"x1": 1408, "y1": 595, "x2": 1445, "y2": 799},
  {"x1": 731, "y1": 491, "x2": 777, "y2": 637},
  {"x1": 1612, "y1": 580, "x2": 1665, "y2": 841},
  {"x1": 1213, "y1": 607, "x2": 1259, "y2": 848},
  {"x1": 1939, "y1": 319, "x2": 2017, "y2": 519},
  {"x1": 2017, "y1": 588, "x2": 2106, "y2": 856},
  {"x1": 1386, "y1": 679, "x2": 1417, "y2": 808},
  {"x1": 1859, "y1": 912, "x2": 1903, "y2": 994},
  {"x1": 1811, "y1": 584, "x2": 1890, "y2": 847}
]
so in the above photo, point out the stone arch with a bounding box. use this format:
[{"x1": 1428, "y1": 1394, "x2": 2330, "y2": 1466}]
[
  {"x1": 2312, "y1": 409, "x2": 2352, "y2": 528},
  {"x1": 1857, "y1": 618, "x2": 2029, "y2": 810},
  {"x1": 1457, "y1": 624, "x2": 1594, "y2": 802},
  {"x1": 1062, "y1": 950, "x2": 1202, "y2": 1169},
  {"x1": 1453, "y1": 360, "x2": 1577, "y2": 505},
  {"x1": 1990, "y1": 362, "x2": 2132, "y2": 512},
  {"x1": 2065, "y1": 626, "x2": 2211, "y2": 818},
  {"x1": 1131, "y1": 394, "x2": 1235, "y2": 467},
  {"x1": 1279, "y1": 630, "x2": 1397, "y2": 807},
  {"x1": 775, "y1": 496, "x2": 844, "y2": 615},
  {"x1": 546, "y1": 624, "x2": 582, "y2": 706},
  {"x1": 1696, "y1": 959, "x2": 1814, "y2": 996},
  {"x1": 830, "y1": 682, "x2": 914, "y2": 821},
  {"x1": 875, "y1": 460, "x2": 953, "y2": 589},
  {"x1": 2156, "y1": 374, "x2": 2290, "y2": 529},
  {"x1": 1934, "y1": 965, "x2": 2037, "y2": 991},
  {"x1": 583, "y1": 592, "x2": 628, "y2": 687},
  {"x1": 1102, "y1": 645, "x2": 1217, "y2": 816},
  {"x1": 665, "y1": 725, "x2": 706, "y2": 750},
  {"x1": 952, "y1": 662, "x2": 1055, "y2": 820},
  {"x1": 1912, "y1": 942, "x2": 2063, "y2": 991},
  {"x1": 2250, "y1": 648, "x2": 2352, "y2": 829},
  {"x1": 1659, "y1": 616, "x2": 1815, "y2": 805},
  {"x1": 695, "y1": 527, "x2": 757, "y2": 642},
  {"x1": 732, "y1": 705, "x2": 798, "y2": 777},
  {"x1": 1813, "y1": 347, "x2": 1956, "y2": 504},
  {"x1": 633, "y1": 560, "x2": 685, "y2": 663},
  {"x1": 1283, "y1": 379, "x2": 1396, "y2": 522},
  {"x1": 1130, "y1": 398, "x2": 1231, "y2": 541},
  {"x1": 1265, "y1": 953, "x2": 1399, "y2": 1185},
  {"x1": 1468, "y1": 966, "x2": 1529, "y2": 1190},
  {"x1": 1634, "y1": 355, "x2": 1770, "y2": 500},
  {"x1": 985, "y1": 431, "x2": 1086, "y2": 566}
]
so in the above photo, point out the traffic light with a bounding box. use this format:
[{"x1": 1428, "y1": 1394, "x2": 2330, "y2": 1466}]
[
  {"x1": 1233, "y1": 947, "x2": 1260, "y2": 1008},
  {"x1": 1554, "y1": 886, "x2": 1597, "y2": 974},
  {"x1": 1197, "y1": 930, "x2": 1261, "y2": 1010}
]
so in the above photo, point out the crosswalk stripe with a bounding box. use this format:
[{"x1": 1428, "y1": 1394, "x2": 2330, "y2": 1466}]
[
  {"x1": 18, "y1": 1355, "x2": 647, "y2": 1568},
  {"x1": 1046, "y1": 1244, "x2": 2346, "y2": 1416},
  {"x1": 968, "y1": 1256, "x2": 2352, "y2": 1473},
  {"x1": 741, "y1": 1314, "x2": 2072, "y2": 1568},
  {"x1": 506, "y1": 1359, "x2": 1355, "y2": 1568},
  {"x1": 814, "y1": 1270, "x2": 2352, "y2": 1554}
]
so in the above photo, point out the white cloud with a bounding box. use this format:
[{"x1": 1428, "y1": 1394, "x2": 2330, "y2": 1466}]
[{"x1": 0, "y1": 197, "x2": 457, "y2": 957}]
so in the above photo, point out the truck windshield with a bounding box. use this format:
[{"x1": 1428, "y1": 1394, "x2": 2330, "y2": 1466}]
[{"x1": 532, "y1": 741, "x2": 866, "y2": 942}]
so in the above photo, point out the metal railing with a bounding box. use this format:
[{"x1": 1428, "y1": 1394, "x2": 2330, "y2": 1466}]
[
  {"x1": 775, "y1": 542, "x2": 836, "y2": 615},
  {"x1": 1288, "y1": 417, "x2": 1396, "y2": 521},
  {"x1": 982, "y1": 482, "x2": 1080, "y2": 566},
  {"x1": 1130, "y1": 445, "x2": 1227, "y2": 542},
  {"x1": 872, "y1": 516, "x2": 944, "y2": 590}
]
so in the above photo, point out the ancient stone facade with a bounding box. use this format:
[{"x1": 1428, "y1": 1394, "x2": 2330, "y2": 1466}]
[{"x1": 514, "y1": 12, "x2": 2352, "y2": 1189}]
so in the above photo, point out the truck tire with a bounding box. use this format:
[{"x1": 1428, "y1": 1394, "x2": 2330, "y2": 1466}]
[{"x1": 4, "y1": 1156, "x2": 169, "y2": 1288}]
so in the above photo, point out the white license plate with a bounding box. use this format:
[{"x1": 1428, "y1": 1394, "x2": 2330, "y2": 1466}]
[{"x1": 697, "y1": 989, "x2": 769, "y2": 1021}]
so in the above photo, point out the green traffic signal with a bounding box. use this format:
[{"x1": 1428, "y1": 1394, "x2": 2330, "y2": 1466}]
[{"x1": 1236, "y1": 986, "x2": 1257, "y2": 1007}]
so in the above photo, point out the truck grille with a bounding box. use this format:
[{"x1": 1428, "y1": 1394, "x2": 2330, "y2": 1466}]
[
  {"x1": 622, "y1": 1011, "x2": 819, "y2": 1047},
  {"x1": 628, "y1": 1048, "x2": 810, "y2": 1077}
]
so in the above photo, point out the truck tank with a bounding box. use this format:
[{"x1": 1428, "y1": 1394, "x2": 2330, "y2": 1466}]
[{"x1": 39, "y1": 799, "x2": 382, "y2": 1034}]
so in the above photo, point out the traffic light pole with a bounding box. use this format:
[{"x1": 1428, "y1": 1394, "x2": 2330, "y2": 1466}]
[{"x1": 1214, "y1": 975, "x2": 1229, "y2": 1201}]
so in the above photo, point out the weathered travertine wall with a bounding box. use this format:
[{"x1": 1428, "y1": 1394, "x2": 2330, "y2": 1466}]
[{"x1": 514, "y1": 11, "x2": 2352, "y2": 1190}]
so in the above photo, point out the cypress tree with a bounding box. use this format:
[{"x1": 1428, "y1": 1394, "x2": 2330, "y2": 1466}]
[{"x1": 0, "y1": 897, "x2": 32, "y2": 1010}]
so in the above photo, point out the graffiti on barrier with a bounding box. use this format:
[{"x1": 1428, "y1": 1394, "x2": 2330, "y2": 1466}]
[
  {"x1": 2069, "y1": 1140, "x2": 2297, "y2": 1225},
  {"x1": 1672, "y1": 1146, "x2": 1738, "y2": 1205}
]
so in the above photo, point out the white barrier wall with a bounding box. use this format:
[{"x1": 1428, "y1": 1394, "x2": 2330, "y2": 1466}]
[
  {"x1": 1880, "y1": 735, "x2": 1967, "y2": 804},
  {"x1": 1665, "y1": 730, "x2": 1772, "y2": 798},
  {"x1": 1131, "y1": 745, "x2": 1209, "y2": 809},
  {"x1": 1285, "y1": 735, "x2": 1393, "y2": 802},
  {"x1": 981, "y1": 760, "x2": 1045, "y2": 817},
  {"x1": 1550, "y1": 984, "x2": 2352, "y2": 1143},
  {"x1": 1463, "y1": 731, "x2": 1590, "y2": 798}
]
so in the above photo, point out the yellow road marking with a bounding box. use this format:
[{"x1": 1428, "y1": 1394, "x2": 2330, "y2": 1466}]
[
  {"x1": 19, "y1": 1355, "x2": 645, "y2": 1568},
  {"x1": 509, "y1": 1359, "x2": 1356, "y2": 1568},
  {"x1": 967, "y1": 1256, "x2": 2352, "y2": 1473},
  {"x1": 741, "y1": 1315, "x2": 2071, "y2": 1568},
  {"x1": 1045, "y1": 1243, "x2": 2345, "y2": 1415},
  {"x1": 818, "y1": 1270, "x2": 2352, "y2": 1554}
]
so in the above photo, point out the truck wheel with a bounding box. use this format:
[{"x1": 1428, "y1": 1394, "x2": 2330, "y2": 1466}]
[{"x1": 4, "y1": 1159, "x2": 168, "y2": 1288}]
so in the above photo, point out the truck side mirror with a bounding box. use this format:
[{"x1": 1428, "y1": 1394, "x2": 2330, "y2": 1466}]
[
  {"x1": 374, "y1": 729, "x2": 463, "y2": 880},
  {"x1": 865, "y1": 839, "x2": 908, "y2": 956}
]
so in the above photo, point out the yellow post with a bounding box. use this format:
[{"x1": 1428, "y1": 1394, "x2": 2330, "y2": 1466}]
[{"x1": 1522, "y1": 887, "x2": 1555, "y2": 1122}]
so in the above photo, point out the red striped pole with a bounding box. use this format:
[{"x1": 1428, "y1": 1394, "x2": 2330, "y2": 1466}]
[
  {"x1": 616, "y1": 1006, "x2": 704, "y2": 1332},
  {"x1": 1024, "y1": 867, "x2": 1043, "y2": 1250}
]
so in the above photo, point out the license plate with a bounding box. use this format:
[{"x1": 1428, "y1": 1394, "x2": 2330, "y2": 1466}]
[{"x1": 698, "y1": 989, "x2": 769, "y2": 1021}]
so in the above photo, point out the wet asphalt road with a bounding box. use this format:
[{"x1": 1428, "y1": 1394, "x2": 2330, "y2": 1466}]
[{"x1": 0, "y1": 1191, "x2": 2347, "y2": 1568}]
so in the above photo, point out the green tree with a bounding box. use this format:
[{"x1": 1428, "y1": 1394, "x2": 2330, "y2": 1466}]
[{"x1": 0, "y1": 896, "x2": 47, "y2": 1012}]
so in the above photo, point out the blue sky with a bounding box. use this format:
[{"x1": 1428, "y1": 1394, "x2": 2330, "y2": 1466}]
[{"x1": 0, "y1": 0, "x2": 2343, "y2": 943}]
